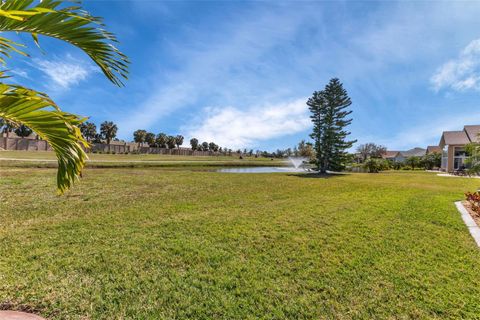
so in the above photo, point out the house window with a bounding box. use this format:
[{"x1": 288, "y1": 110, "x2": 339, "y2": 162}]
[
  {"x1": 441, "y1": 149, "x2": 448, "y2": 169},
  {"x1": 453, "y1": 147, "x2": 468, "y2": 170}
]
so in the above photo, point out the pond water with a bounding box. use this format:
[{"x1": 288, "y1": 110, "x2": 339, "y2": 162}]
[{"x1": 217, "y1": 167, "x2": 308, "y2": 173}]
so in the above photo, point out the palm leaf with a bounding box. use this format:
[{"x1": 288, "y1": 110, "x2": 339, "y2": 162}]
[
  {"x1": 0, "y1": 0, "x2": 129, "y2": 86},
  {"x1": 0, "y1": 1, "x2": 129, "y2": 193},
  {"x1": 0, "y1": 82, "x2": 88, "y2": 194}
]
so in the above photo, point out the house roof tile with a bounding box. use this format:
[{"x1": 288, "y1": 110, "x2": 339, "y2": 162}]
[
  {"x1": 440, "y1": 130, "x2": 470, "y2": 147},
  {"x1": 426, "y1": 145, "x2": 442, "y2": 154},
  {"x1": 382, "y1": 151, "x2": 400, "y2": 158},
  {"x1": 399, "y1": 147, "x2": 426, "y2": 157},
  {"x1": 464, "y1": 125, "x2": 480, "y2": 142}
]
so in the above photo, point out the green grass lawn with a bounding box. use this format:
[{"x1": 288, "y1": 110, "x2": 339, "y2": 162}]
[{"x1": 1, "y1": 168, "x2": 480, "y2": 319}]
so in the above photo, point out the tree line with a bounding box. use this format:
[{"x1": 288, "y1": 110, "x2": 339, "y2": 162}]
[
  {"x1": 133, "y1": 130, "x2": 184, "y2": 149},
  {"x1": 355, "y1": 142, "x2": 442, "y2": 172},
  {"x1": 78, "y1": 121, "x2": 118, "y2": 145}
]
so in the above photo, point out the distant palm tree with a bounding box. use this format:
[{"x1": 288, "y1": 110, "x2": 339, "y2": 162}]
[
  {"x1": 100, "y1": 121, "x2": 118, "y2": 149},
  {"x1": 202, "y1": 141, "x2": 209, "y2": 151},
  {"x1": 156, "y1": 133, "x2": 168, "y2": 148},
  {"x1": 145, "y1": 132, "x2": 156, "y2": 147},
  {"x1": 14, "y1": 125, "x2": 32, "y2": 138},
  {"x1": 166, "y1": 135, "x2": 176, "y2": 149},
  {"x1": 133, "y1": 129, "x2": 147, "y2": 148},
  {"x1": 0, "y1": 1, "x2": 128, "y2": 193},
  {"x1": 79, "y1": 122, "x2": 97, "y2": 142},
  {"x1": 190, "y1": 138, "x2": 199, "y2": 150},
  {"x1": 175, "y1": 135, "x2": 184, "y2": 148}
]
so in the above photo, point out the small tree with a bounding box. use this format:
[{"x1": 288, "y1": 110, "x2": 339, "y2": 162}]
[
  {"x1": 14, "y1": 125, "x2": 33, "y2": 137},
  {"x1": 356, "y1": 143, "x2": 386, "y2": 162},
  {"x1": 175, "y1": 135, "x2": 184, "y2": 148},
  {"x1": 363, "y1": 158, "x2": 389, "y2": 173},
  {"x1": 308, "y1": 78, "x2": 356, "y2": 173},
  {"x1": 133, "y1": 129, "x2": 147, "y2": 147},
  {"x1": 466, "y1": 141, "x2": 480, "y2": 175},
  {"x1": 297, "y1": 140, "x2": 315, "y2": 159},
  {"x1": 190, "y1": 138, "x2": 199, "y2": 150},
  {"x1": 166, "y1": 135, "x2": 176, "y2": 149},
  {"x1": 145, "y1": 132, "x2": 156, "y2": 147},
  {"x1": 421, "y1": 152, "x2": 441, "y2": 170},
  {"x1": 100, "y1": 121, "x2": 118, "y2": 145},
  {"x1": 405, "y1": 156, "x2": 421, "y2": 170}
]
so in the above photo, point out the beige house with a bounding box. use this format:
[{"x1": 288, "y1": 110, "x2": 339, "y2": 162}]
[
  {"x1": 381, "y1": 148, "x2": 426, "y2": 163},
  {"x1": 439, "y1": 125, "x2": 480, "y2": 172}
]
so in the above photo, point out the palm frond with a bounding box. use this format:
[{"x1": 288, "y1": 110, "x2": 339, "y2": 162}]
[
  {"x1": 0, "y1": 0, "x2": 129, "y2": 86},
  {"x1": 0, "y1": 81, "x2": 88, "y2": 194},
  {"x1": 0, "y1": 36, "x2": 28, "y2": 65}
]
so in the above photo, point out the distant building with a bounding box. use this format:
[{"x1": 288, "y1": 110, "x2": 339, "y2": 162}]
[
  {"x1": 439, "y1": 125, "x2": 480, "y2": 172},
  {"x1": 382, "y1": 148, "x2": 426, "y2": 163},
  {"x1": 426, "y1": 145, "x2": 442, "y2": 154},
  {"x1": 381, "y1": 151, "x2": 400, "y2": 161}
]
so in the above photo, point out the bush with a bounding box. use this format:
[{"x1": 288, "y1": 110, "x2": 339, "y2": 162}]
[
  {"x1": 466, "y1": 192, "x2": 480, "y2": 215},
  {"x1": 363, "y1": 158, "x2": 389, "y2": 173},
  {"x1": 392, "y1": 162, "x2": 403, "y2": 170}
]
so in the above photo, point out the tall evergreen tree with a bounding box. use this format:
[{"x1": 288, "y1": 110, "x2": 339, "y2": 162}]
[{"x1": 308, "y1": 78, "x2": 356, "y2": 173}]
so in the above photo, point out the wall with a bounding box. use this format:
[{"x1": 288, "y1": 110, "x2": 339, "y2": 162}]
[
  {"x1": 2, "y1": 137, "x2": 52, "y2": 151},
  {"x1": 1, "y1": 137, "x2": 225, "y2": 157}
]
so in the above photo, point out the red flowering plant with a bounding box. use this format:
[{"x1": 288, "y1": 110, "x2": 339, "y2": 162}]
[{"x1": 465, "y1": 191, "x2": 480, "y2": 215}]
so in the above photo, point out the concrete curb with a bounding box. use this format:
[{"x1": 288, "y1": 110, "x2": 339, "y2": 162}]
[{"x1": 455, "y1": 201, "x2": 480, "y2": 248}]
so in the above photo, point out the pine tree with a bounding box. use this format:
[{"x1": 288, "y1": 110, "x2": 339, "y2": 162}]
[{"x1": 308, "y1": 78, "x2": 356, "y2": 173}]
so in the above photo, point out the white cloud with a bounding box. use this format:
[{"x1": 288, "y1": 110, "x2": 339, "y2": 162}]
[
  {"x1": 34, "y1": 56, "x2": 92, "y2": 89},
  {"x1": 10, "y1": 69, "x2": 30, "y2": 79},
  {"x1": 185, "y1": 98, "x2": 311, "y2": 149},
  {"x1": 117, "y1": 5, "x2": 314, "y2": 135},
  {"x1": 431, "y1": 39, "x2": 480, "y2": 92}
]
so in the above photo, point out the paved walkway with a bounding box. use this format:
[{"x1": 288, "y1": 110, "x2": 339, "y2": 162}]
[{"x1": 437, "y1": 173, "x2": 480, "y2": 179}]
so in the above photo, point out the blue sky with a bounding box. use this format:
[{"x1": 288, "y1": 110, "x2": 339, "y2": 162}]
[{"x1": 7, "y1": 1, "x2": 480, "y2": 151}]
